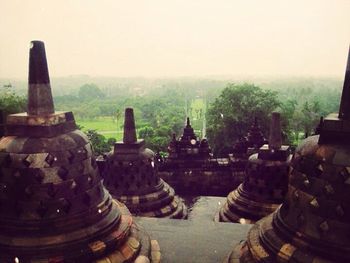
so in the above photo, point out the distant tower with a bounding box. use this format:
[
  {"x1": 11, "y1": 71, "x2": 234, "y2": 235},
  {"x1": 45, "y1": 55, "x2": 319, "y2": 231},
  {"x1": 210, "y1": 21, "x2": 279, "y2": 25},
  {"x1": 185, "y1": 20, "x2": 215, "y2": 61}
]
[
  {"x1": 226, "y1": 46, "x2": 350, "y2": 263},
  {"x1": 104, "y1": 108, "x2": 187, "y2": 218},
  {"x1": 0, "y1": 41, "x2": 155, "y2": 262},
  {"x1": 219, "y1": 112, "x2": 291, "y2": 223}
]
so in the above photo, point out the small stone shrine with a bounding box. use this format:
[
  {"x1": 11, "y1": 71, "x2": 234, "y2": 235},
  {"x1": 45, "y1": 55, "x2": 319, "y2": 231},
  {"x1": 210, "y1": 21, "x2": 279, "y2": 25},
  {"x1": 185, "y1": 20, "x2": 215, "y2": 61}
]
[
  {"x1": 219, "y1": 112, "x2": 291, "y2": 224},
  {"x1": 104, "y1": 108, "x2": 187, "y2": 218},
  {"x1": 166, "y1": 117, "x2": 211, "y2": 163},
  {"x1": 0, "y1": 41, "x2": 158, "y2": 263},
  {"x1": 245, "y1": 117, "x2": 267, "y2": 151},
  {"x1": 226, "y1": 46, "x2": 350, "y2": 263}
]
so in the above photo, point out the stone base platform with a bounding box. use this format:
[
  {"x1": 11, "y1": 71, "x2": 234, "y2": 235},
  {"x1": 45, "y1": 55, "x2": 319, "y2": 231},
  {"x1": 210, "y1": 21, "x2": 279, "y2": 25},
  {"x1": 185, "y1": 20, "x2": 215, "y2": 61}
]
[{"x1": 135, "y1": 196, "x2": 251, "y2": 263}]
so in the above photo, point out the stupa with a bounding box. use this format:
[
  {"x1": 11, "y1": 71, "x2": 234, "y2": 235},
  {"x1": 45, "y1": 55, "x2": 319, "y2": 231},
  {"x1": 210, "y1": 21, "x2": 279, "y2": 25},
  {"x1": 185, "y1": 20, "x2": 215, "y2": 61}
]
[
  {"x1": 245, "y1": 117, "x2": 267, "y2": 151},
  {"x1": 219, "y1": 112, "x2": 291, "y2": 223},
  {"x1": 227, "y1": 46, "x2": 350, "y2": 262},
  {"x1": 167, "y1": 117, "x2": 211, "y2": 161},
  {"x1": 103, "y1": 108, "x2": 187, "y2": 218},
  {"x1": 0, "y1": 41, "x2": 158, "y2": 263},
  {"x1": 229, "y1": 118, "x2": 268, "y2": 177}
]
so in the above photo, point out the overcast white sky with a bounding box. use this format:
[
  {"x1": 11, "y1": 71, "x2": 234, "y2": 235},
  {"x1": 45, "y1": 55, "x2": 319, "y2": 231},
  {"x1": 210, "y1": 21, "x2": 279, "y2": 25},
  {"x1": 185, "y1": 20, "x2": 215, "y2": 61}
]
[{"x1": 0, "y1": 0, "x2": 349, "y2": 78}]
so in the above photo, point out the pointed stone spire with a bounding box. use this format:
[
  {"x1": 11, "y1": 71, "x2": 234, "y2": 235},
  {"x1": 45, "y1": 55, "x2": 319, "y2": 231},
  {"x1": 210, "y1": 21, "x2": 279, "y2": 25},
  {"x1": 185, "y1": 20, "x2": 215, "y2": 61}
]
[
  {"x1": 104, "y1": 108, "x2": 187, "y2": 219},
  {"x1": 123, "y1": 107, "x2": 137, "y2": 144},
  {"x1": 186, "y1": 117, "x2": 191, "y2": 127},
  {"x1": 268, "y1": 112, "x2": 282, "y2": 150},
  {"x1": 27, "y1": 40, "x2": 54, "y2": 116},
  {"x1": 338, "y1": 45, "x2": 350, "y2": 119},
  {"x1": 318, "y1": 45, "x2": 350, "y2": 145}
]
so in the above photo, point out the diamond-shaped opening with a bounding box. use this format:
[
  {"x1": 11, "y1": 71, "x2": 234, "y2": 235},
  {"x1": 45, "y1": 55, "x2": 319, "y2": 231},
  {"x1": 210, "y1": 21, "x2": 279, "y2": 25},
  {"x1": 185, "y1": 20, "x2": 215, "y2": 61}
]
[
  {"x1": 22, "y1": 155, "x2": 31, "y2": 167},
  {"x1": 45, "y1": 153, "x2": 55, "y2": 166},
  {"x1": 35, "y1": 171, "x2": 45, "y2": 183},
  {"x1": 303, "y1": 179, "x2": 310, "y2": 187},
  {"x1": 67, "y1": 150, "x2": 75, "y2": 164},
  {"x1": 310, "y1": 198, "x2": 319, "y2": 208},
  {"x1": 58, "y1": 167, "x2": 69, "y2": 180}
]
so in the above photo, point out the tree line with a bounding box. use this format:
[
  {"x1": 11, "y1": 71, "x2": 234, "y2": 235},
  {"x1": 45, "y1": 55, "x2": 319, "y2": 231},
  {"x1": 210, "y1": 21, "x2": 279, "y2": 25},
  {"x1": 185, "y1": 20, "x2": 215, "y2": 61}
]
[{"x1": 0, "y1": 78, "x2": 342, "y2": 156}]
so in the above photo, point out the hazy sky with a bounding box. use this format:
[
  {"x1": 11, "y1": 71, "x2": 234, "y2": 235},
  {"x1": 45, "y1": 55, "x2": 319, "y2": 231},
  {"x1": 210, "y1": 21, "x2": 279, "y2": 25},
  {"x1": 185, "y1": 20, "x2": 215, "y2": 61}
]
[{"x1": 0, "y1": 0, "x2": 349, "y2": 78}]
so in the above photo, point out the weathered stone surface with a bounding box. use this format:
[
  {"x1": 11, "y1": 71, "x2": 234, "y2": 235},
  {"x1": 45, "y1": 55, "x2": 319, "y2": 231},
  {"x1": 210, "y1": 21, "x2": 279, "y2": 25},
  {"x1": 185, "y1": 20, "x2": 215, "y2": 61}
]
[
  {"x1": 0, "y1": 41, "x2": 154, "y2": 263},
  {"x1": 103, "y1": 108, "x2": 187, "y2": 219},
  {"x1": 228, "y1": 46, "x2": 350, "y2": 263},
  {"x1": 219, "y1": 112, "x2": 291, "y2": 224}
]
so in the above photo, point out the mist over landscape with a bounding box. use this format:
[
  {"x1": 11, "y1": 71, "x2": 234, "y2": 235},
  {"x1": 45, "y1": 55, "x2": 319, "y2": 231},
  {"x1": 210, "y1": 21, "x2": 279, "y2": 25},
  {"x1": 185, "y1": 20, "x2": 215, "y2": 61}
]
[{"x1": 0, "y1": 0, "x2": 349, "y2": 156}]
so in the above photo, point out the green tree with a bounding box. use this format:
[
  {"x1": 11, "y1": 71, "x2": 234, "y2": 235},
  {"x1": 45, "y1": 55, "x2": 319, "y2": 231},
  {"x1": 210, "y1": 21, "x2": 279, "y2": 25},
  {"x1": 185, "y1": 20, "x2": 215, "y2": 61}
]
[
  {"x1": 85, "y1": 129, "x2": 111, "y2": 156},
  {"x1": 138, "y1": 126, "x2": 154, "y2": 139},
  {"x1": 0, "y1": 91, "x2": 26, "y2": 116},
  {"x1": 207, "y1": 83, "x2": 280, "y2": 155},
  {"x1": 78, "y1": 83, "x2": 105, "y2": 101}
]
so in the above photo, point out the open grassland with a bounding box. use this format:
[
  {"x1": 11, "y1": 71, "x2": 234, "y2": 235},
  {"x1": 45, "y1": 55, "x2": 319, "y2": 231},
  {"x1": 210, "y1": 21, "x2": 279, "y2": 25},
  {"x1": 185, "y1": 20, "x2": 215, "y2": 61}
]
[{"x1": 76, "y1": 117, "x2": 123, "y2": 140}]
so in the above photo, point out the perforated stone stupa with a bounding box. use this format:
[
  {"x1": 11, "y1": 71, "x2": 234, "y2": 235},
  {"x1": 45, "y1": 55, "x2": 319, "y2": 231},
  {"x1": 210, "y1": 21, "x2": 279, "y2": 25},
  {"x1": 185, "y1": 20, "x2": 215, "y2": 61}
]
[
  {"x1": 0, "y1": 41, "x2": 158, "y2": 263},
  {"x1": 226, "y1": 46, "x2": 350, "y2": 263},
  {"x1": 104, "y1": 108, "x2": 187, "y2": 218},
  {"x1": 219, "y1": 112, "x2": 291, "y2": 224}
]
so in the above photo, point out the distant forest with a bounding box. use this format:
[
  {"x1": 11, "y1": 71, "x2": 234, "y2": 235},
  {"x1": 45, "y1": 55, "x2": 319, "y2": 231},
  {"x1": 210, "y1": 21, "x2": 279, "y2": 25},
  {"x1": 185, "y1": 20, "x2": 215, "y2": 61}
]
[{"x1": 0, "y1": 76, "x2": 343, "y2": 156}]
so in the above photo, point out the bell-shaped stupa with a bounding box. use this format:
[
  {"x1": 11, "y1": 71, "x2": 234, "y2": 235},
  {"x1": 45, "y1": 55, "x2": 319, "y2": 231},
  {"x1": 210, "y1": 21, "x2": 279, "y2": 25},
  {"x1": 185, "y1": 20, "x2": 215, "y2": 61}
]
[
  {"x1": 104, "y1": 108, "x2": 187, "y2": 218},
  {"x1": 0, "y1": 41, "x2": 157, "y2": 263},
  {"x1": 219, "y1": 112, "x2": 291, "y2": 223},
  {"x1": 226, "y1": 46, "x2": 350, "y2": 263}
]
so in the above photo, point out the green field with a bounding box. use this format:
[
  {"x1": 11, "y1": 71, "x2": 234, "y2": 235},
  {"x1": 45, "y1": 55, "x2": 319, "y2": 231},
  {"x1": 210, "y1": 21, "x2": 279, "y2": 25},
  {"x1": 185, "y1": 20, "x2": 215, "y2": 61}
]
[{"x1": 76, "y1": 117, "x2": 123, "y2": 140}]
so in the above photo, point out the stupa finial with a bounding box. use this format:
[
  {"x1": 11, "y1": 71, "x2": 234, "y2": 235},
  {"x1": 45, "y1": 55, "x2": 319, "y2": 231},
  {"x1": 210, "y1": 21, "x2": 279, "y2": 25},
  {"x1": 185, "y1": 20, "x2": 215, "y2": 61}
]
[
  {"x1": 27, "y1": 40, "x2": 54, "y2": 115},
  {"x1": 268, "y1": 112, "x2": 282, "y2": 150},
  {"x1": 123, "y1": 107, "x2": 137, "y2": 144},
  {"x1": 338, "y1": 45, "x2": 350, "y2": 119}
]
